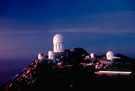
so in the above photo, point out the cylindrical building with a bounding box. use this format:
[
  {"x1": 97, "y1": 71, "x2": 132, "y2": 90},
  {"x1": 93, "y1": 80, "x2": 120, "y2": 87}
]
[
  {"x1": 53, "y1": 34, "x2": 64, "y2": 53},
  {"x1": 48, "y1": 51, "x2": 55, "y2": 61}
]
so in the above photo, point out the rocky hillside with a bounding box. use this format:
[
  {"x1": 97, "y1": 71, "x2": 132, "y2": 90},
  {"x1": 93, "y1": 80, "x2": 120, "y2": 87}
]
[{"x1": 1, "y1": 48, "x2": 135, "y2": 91}]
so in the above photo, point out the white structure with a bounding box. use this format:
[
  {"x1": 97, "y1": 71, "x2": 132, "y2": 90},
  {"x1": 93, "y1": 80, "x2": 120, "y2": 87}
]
[
  {"x1": 90, "y1": 53, "x2": 95, "y2": 58},
  {"x1": 38, "y1": 53, "x2": 44, "y2": 60},
  {"x1": 53, "y1": 34, "x2": 64, "y2": 53},
  {"x1": 106, "y1": 51, "x2": 120, "y2": 61},
  {"x1": 95, "y1": 71, "x2": 131, "y2": 76},
  {"x1": 106, "y1": 51, "x2": 114, "y2": 61},
  {"x1": 48, "y1": 51, "x2": 55, "y2": 61}
]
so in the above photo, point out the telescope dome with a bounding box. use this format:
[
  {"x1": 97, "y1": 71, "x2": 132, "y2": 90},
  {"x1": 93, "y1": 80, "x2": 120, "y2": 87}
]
[
  {"x1": 106, "y1": 51, "x2": 114, "y2": 61},
  {"x1": 53, "y1": 34, "x2": 64, "y2": 43}
]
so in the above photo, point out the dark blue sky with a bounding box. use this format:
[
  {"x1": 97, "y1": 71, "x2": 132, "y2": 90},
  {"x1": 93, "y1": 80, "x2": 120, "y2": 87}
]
[{"x1": 0, "y1": 0, "x2": 135, "y2": 60}]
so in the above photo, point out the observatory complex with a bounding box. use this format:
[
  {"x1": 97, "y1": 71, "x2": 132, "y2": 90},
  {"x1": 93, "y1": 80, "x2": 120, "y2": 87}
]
[
  {"x1": 38, "y1": 34, "x2": 121, "y2": 62},
  {"x1": 37, "y1": 34, "x2": 64, "y2": 62},
  {"x1": 46, "y1": 34, "x2": 65, "y2": 62}
]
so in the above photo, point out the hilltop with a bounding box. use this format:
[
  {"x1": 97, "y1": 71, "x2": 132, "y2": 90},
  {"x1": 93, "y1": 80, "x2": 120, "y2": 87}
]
[{"x1": 1, "y1": 48, "x2": 135, "y2": 91}]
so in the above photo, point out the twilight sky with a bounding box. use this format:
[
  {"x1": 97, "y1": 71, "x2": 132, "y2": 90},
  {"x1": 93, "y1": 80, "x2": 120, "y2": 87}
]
[{"x1": 0, "y1": 0, "x2": 135, "y2": 60}]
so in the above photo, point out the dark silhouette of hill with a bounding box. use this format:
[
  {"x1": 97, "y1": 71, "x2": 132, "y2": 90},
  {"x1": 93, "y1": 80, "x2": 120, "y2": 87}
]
[{"x1": 1, "y1": 48, "x2": 135, "y2": 91}]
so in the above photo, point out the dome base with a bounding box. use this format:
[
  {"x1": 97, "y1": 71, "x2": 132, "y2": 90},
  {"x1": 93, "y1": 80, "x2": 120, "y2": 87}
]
[{"x1": 55, "y1": 52, "x2": 64, "y2": 59}]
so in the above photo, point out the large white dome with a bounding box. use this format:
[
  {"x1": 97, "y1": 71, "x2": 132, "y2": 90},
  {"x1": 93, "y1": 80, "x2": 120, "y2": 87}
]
[
  {"x1": 106, "y1": 51, "x2": 114, "y2": 60},
  {"x1": 53, "y1": 34, "x2": 64, "y2": 43}
]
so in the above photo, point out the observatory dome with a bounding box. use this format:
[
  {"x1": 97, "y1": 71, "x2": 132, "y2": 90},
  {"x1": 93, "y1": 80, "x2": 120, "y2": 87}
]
[
  {"x1": 106, "y1": 51, "x2": 114, "y2": 61},
  {"x1": 53, "y1": 34, "x2": 64, "y2": 43},
  {"x1": 53, "y1": 34, "x2": 64, "y2": 53},
  {"x1": 90, "y1": 53, "x2": 95, "y2": 58},
  {"x1": 38, "y1": 53, "x2": 44, "y2": 60}
]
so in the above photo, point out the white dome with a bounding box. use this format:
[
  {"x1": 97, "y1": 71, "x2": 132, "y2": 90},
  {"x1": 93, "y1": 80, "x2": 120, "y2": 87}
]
[
  {"x1": 106, "y1": 51, "x2": 114, "y2": 60},
  {"x1": 90, "y1": 53, "x2": 95, "y2": 58},
  {"x1": 38, "y1": 53, "x2": 44, "y2": 60},
  {"x1": 53, "y1": 34, "x2": 64, "y2": 43}
]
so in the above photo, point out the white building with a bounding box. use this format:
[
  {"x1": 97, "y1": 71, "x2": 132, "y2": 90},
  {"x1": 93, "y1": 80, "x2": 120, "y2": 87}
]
[
  {"x1": 106, "y1": 51, "x2": 120, "y2": 61},
  {"x1": 90, "y1": 53, "x2": 95, "y2": 59},
  {"x1": 48, "y1": 51, "x2": 55, "y2": 61},
  {"x1": 53, "y1": 34, "x2": 64, "y2": 53},
  {"x1": 38, "y1": 53, "x2": 44, "y2": 60}
]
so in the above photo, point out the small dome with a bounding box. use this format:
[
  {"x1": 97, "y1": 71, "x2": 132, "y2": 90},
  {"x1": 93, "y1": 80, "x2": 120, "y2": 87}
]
[
  {"x1": 53, "y1": 34, "x2": 64, "y2": 43},
  {"x1": 38, "y1": 53, "x2": 44, "y2": 60},
  {"x1": 106, "y1": 51, "x2": 114, "y2": 60},
  {"x1": 90, "y1": 53, "x2": 95, "y2": 58}
]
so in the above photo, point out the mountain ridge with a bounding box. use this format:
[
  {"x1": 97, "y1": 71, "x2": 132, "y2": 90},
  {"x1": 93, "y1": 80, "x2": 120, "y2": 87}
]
[{"x1": 1, "y1": 48, "x2": 135, "y2": 91}]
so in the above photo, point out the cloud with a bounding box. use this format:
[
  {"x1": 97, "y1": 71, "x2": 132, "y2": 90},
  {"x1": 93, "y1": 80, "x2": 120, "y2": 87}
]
[
  {"x1": 1, "y1": 27, "x2": 135, "y2": 37},
  {"x1": 0, "y1": 11, "x2": 135, "y2": 37},
  {"x1": 55, "y1": 27, "x2": 135, "y2": 36},
  {"x1": 29, "y1": 28, "x2": 135, "y2": 37}
]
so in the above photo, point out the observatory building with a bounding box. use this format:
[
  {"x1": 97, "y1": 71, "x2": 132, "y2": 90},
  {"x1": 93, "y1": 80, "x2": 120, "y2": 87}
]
[
  {"x1": 48, "y1": 51, "x2": 55, "y2": 61},
  {"x1": 90, "y1": 53, "x2": 95, "y2": 59},
  {"x1": 106, "y1": 51, "x2": 114, "y2": 61},
  {"x1": 53, "y1": 34, "x2": 64, "y2": 58},
  {"x1": 38, "y1": 53, "x2": 44, "y2": 60},
  {"x1": 106, "y1": 51, "x2": 120, "y2": 61},
  {"x1": 53, "y1": 34, "x2": 64, "y2": 53}
]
